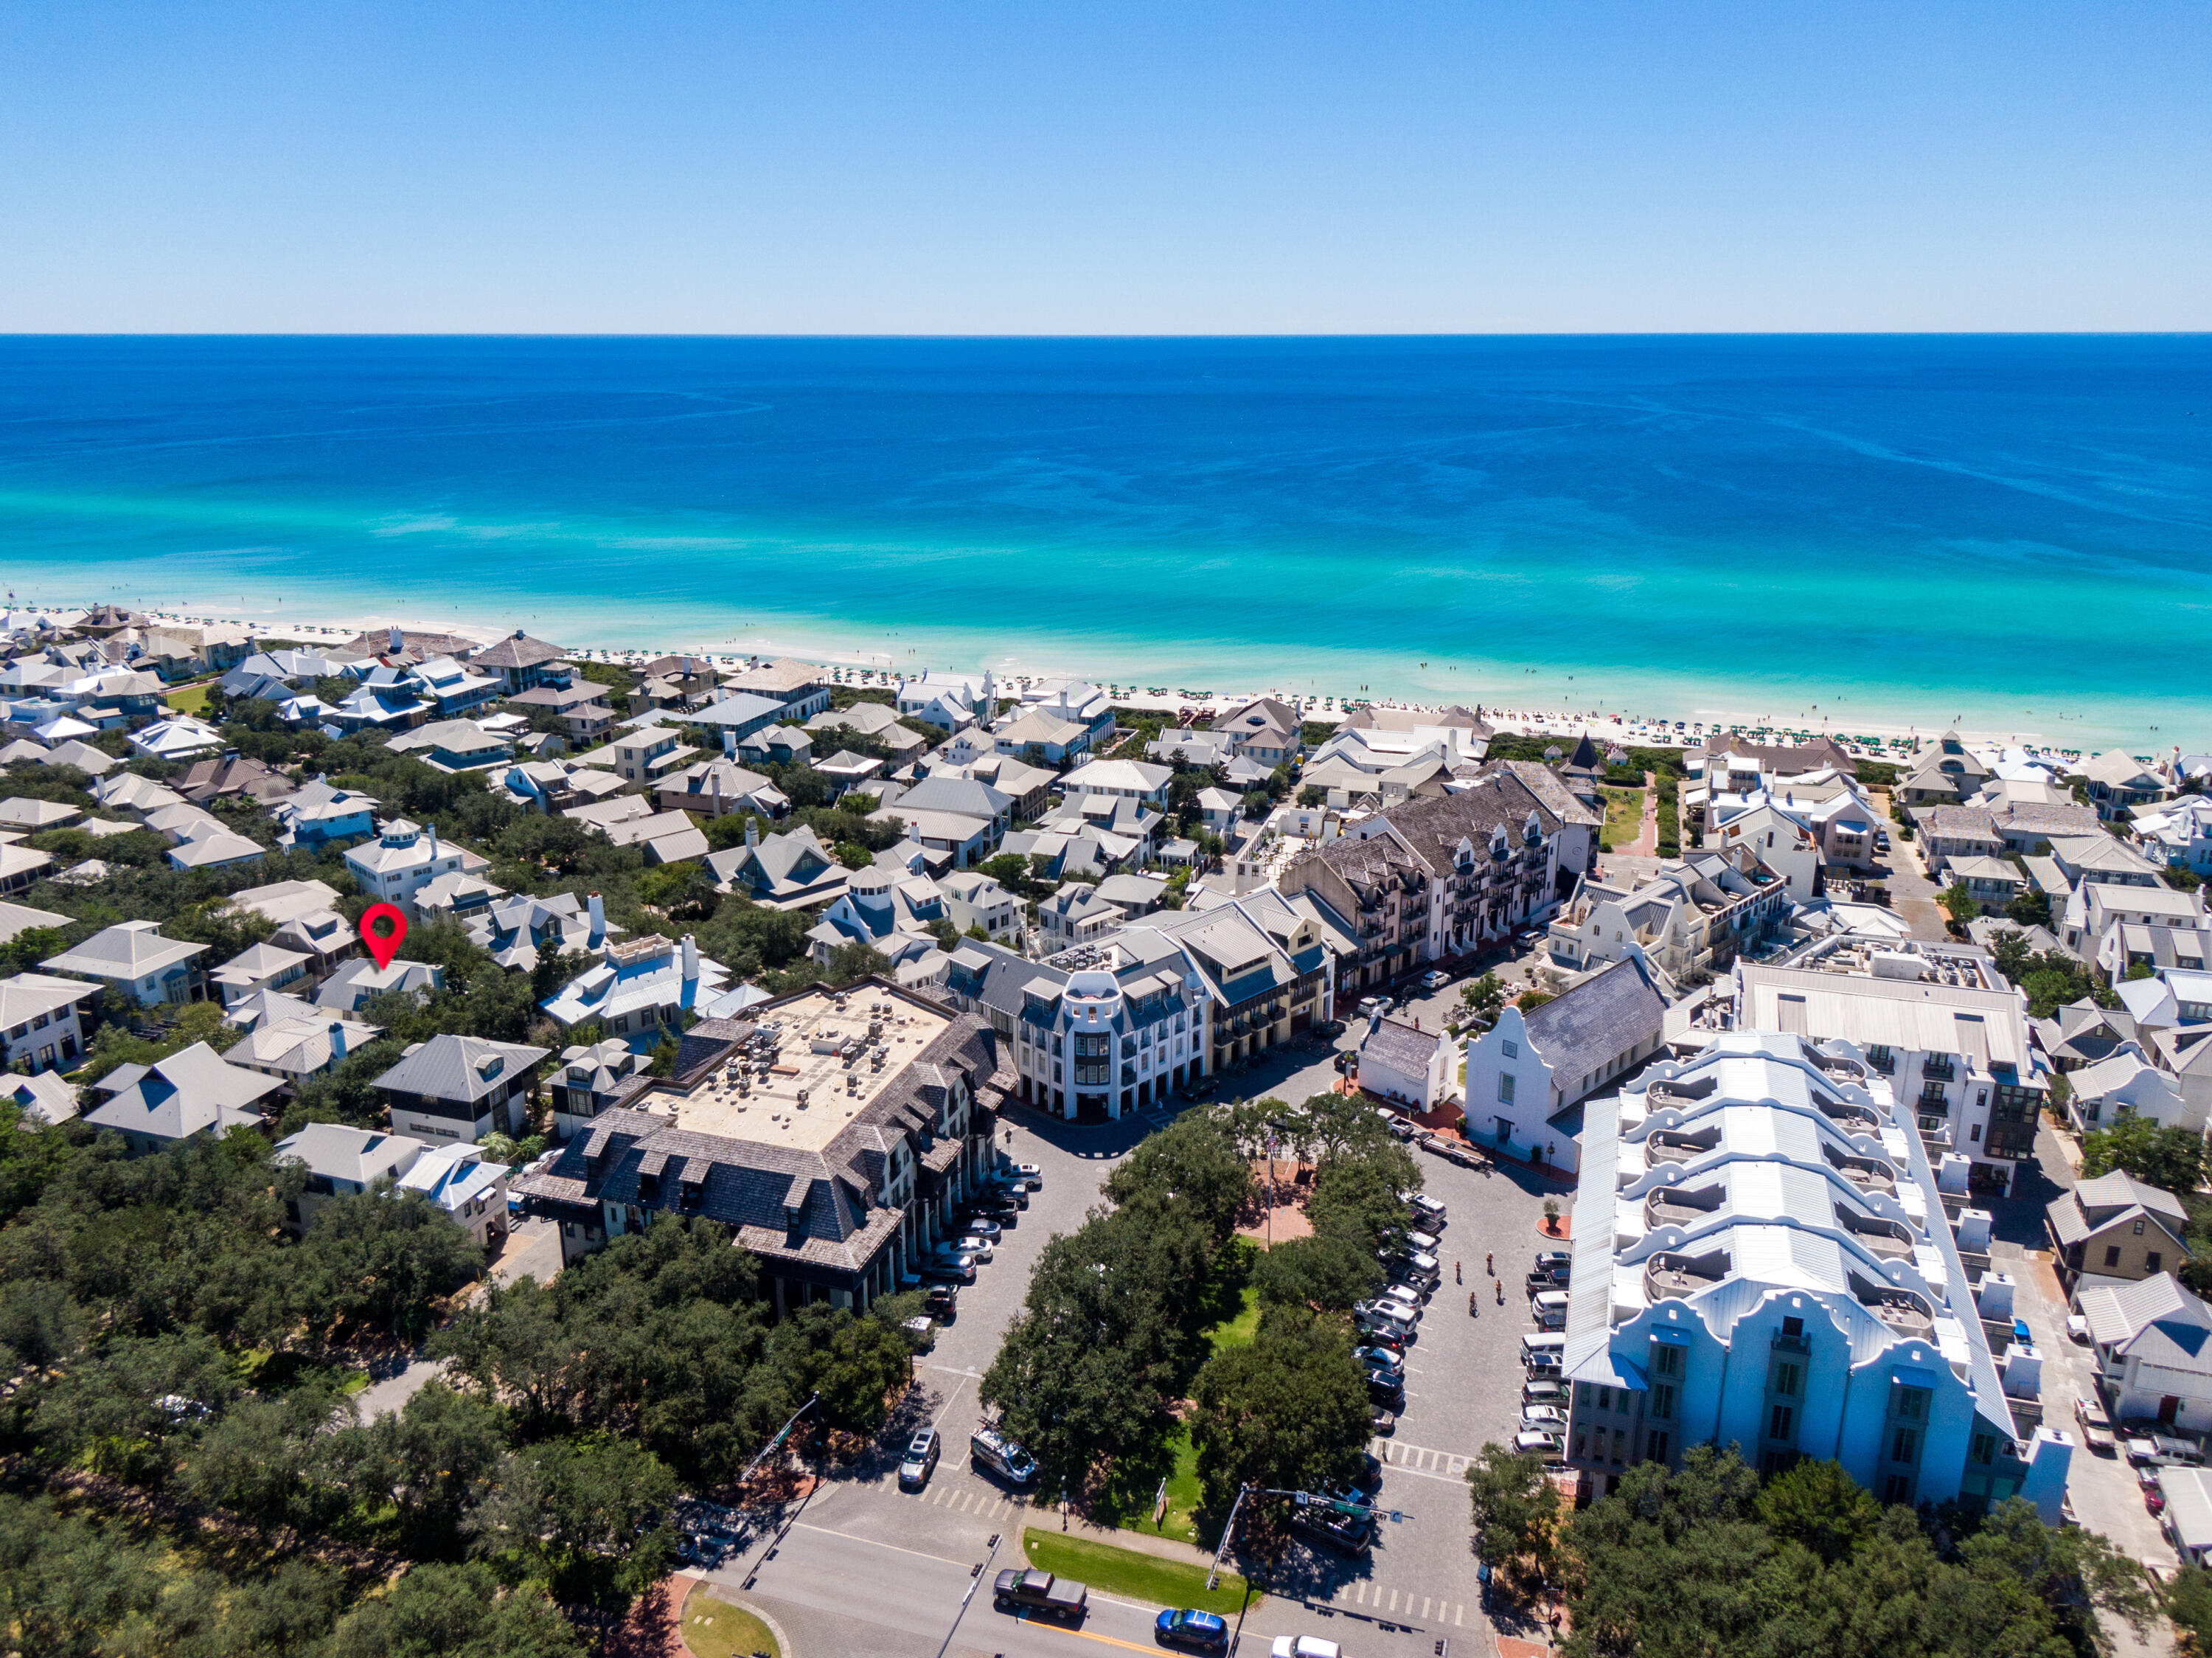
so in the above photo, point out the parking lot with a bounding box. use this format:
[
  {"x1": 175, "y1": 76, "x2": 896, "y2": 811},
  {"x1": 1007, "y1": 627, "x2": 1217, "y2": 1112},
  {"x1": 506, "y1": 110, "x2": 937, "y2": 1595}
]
[{"x1": 715, "y1": 954, "x2": 1571, "y2": 1655}]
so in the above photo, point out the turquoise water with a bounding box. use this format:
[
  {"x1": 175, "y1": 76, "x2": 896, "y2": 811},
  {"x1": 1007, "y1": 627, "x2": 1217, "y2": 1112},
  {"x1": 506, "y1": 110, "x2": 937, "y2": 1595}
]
[{"x1": 1, "y1": 335, "x2": 2207, "y2": 745}]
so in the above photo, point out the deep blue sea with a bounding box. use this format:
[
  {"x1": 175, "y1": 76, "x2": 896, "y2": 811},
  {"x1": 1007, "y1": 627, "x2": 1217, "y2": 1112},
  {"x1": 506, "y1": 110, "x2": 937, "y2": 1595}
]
[{"x1": 1, "y1": 335, "x2": 2206, "y2": 746}]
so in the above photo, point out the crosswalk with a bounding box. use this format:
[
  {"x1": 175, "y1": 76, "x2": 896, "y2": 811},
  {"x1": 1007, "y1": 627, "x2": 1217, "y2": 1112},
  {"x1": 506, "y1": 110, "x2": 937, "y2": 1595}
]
[
  {"x1": 1327, "y1": 1578, "x2": 1472, "y2": 1628},
  {"x1": 1374, "y1": 1436, "x2": 1473, "y2": 1478},
  {"x1": 911, "y1": 1477, "x2": 1023, "y2": 1522}
]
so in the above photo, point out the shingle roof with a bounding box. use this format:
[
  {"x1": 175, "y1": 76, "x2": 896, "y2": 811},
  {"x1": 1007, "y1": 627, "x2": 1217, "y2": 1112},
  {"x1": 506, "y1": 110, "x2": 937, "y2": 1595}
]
[{"x1": 1520, "y1": 954, "x2": 1670, "y2": 1089}]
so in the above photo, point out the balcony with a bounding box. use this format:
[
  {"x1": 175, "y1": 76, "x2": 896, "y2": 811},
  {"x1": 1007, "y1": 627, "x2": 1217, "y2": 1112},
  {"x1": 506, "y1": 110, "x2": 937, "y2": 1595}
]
[
  {"x1": 1645, "y1": 1189, "x2": 1721, "y2": 1230},
  {"x1": 1844, "y1": 1220, "x2": 1916, "y2": 1262},
  {"x1": 1646, "y1": 1134, "x2": 1717, "y2": 1167},
  {"x1": 1832, "y1": 1159, "x2": 1896, "y2": 1196},
  {"x1": 1921, "y1": 1058, "x2": 1956, "y2": 1082},
  {"x1": 1863, "y1": 1291, "x2": 1934, "y2": 1340},
  {"x1": 1645, "y1": 1254, "x2": 1723, "y2": 1302},
  {"x1": 1865, "y1": 1051, "x2": 1896, "y2": 1075}
]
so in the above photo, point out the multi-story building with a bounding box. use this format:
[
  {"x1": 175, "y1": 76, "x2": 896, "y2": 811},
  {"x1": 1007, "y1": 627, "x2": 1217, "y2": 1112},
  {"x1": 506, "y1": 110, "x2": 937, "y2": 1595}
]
[
  {"x1": 344, "y1": 818, "x2": 483, "y2": 913},
  {"x1": 941, "y1": 889, "x2": 1331, "y2": 1120},
  {"x1": 0, "y1": 972, "x2": 98, "y2": 1071},
  {"x1": 372, "y1": 1033, "x2": 549, "y2": 1145},
  {"x1": 1731, "y1": 936, "x2": 2047, "y2": 1196},
  {"x1": 1559, "y1": 1030, "x2": 2068, "y2": 1518},
  {"x1": 513, "y1": 983, "x2": 1006, "y2": 1314},
  {"x1": 1547, "y1": 849, "x2": 1792, "y2": 982},
  {"x1": 1279, "y1": 766, "x2": 1576, "y2": 999}
]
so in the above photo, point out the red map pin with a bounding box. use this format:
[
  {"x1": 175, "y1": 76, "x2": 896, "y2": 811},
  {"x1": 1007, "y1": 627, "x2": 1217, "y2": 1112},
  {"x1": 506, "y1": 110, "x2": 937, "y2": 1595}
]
[{"x1": 358, "y1": 903, "x2": 408, "y2": 971}]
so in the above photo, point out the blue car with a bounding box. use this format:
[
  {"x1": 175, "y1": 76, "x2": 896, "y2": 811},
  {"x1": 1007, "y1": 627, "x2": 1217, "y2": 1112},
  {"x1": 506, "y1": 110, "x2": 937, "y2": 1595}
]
[{"x1": 1155, "y1": 1608, "x2": 1229, "y2": 1651}]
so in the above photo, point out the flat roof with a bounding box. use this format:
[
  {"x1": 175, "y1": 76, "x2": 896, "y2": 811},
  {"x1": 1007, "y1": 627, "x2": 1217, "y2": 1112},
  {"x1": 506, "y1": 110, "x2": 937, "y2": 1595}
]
[{"x1": 668, "y1": 985, "x2": 953, "y2": 1153}]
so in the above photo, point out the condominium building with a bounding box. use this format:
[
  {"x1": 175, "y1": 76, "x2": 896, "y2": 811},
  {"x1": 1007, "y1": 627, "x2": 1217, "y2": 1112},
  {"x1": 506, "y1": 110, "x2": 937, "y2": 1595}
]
[{"x1": 1560, "y1": 1031, "x2": 2068, "y2": 1518}]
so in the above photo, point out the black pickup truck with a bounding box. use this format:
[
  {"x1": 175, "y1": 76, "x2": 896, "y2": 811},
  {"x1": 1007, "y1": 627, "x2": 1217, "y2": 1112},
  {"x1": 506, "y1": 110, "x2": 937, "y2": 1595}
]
[{"x1": 992, "y1": 1567, "x2": 1088, "y2": 1623}]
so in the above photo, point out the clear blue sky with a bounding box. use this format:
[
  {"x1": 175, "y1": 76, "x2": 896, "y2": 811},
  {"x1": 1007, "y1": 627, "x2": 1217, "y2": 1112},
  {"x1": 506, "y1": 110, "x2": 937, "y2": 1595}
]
[{"x1": 3, "y1": 2, "x2": 2206, "y2": 333}]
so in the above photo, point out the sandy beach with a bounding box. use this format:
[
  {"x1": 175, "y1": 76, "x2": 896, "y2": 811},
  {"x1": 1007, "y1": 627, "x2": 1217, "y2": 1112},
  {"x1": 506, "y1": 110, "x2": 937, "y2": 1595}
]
[{"x1": 23, "y1": 596, "x2": 2133, "y2": 766}]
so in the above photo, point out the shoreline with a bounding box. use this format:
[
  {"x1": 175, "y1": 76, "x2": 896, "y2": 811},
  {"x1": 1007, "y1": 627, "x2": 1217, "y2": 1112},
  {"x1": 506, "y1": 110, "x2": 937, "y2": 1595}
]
[{"x1": 15, "y1": 595, "x2": 2171, "y2": 764}]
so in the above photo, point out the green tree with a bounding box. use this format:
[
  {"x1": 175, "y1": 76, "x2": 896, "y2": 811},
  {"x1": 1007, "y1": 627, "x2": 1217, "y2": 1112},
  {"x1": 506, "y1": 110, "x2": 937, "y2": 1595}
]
[
  {"x1": 2081, "y1": 1112, "x2": 2207, "y2": 1196},
  {"x1": 1250, "y1": 1232, "x2": 1384, "y2": 1313},
  {"x1": 1307, "y1": 1144, "x2": 1420, "y2": 1255},
  {"x1": 1465, "y1": 1441, "x2": 1557, "y2": 1578},
  {"x1": 291, "y1": 1187, "x2": 487, "y2": 1341},
  {"x1": 1189, "y1": 1305, "x2": 1368, "y2": 1512},
  {"x1": 322, "y1": 1560, "x2": 588, "y2": 1658},
  {"x1": 466, "y1": 1437, "x2": 678, "y2": 1612},
  {"x1": 769, "y1": 1303, "x2": 915, "y2": 1435},
  {"x1": 1104, "y1": 1113, "x2": 1253, "y2": 1247},
  {"x1": 335, "y1": 1380, "x2": 513, "y2": 1559},
  {"x1": 1938, "y1": 880, "x2": 1980, "y2": 925}
]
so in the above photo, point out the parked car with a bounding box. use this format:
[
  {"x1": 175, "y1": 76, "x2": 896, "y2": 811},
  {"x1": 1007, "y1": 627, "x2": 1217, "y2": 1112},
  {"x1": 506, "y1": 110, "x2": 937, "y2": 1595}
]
[
  {"x1": 2066, "y1": 1314, "x2": 2091, "y2": 1344},
  {"x1": 1155, "y1": 1608, "x2": 1231, "y2": 1651},
  {"x1": 962, "y1": 1217, "x2": 1002, "y2": 1241},
  {"x1": 1290, "y1": 1501, "x2": 1375, "y2": 1555},
  {"x1": 1523, "y1": 1379, "x2": 1565, "y2": 1406},
  {"x1": 1404, "y1": 1228, "x2": 1441, "y2": 1255},
  {"x1": 971, "y1": 1426, "x2": 1039, "y2": 1487},
  {"x1": 1357, "y1": 1320, "x2": 1408, "y2": 1353},
  {"x1": 1357, "y1": 996, "x2": 1382, "y2": 1017},
  {"x1": 1354, "y1": 1345, "x2": 1405, "y2": 1377},
  {"x1": 1514, "y1": 1428, "x2": 1564, "y2": 1457},
  {"x1": 1420, "y1": 969, "x2": 1452, "y2": 991},
  {"x1": 1526, "y1": 1266, "x2": 1568, "y2": 1289},
  {"x1": 1370, "y1": 1408, "x2": 1397, "y2": 1436},
  {"x1": 1270, "y1": 1639, "x2": 1343, "y2": 1658},
  {"x1": 920, "y1": 1260, "x2": 975, "y2": 1286},
  {"x1": 1342, "y1": 1451, "x2": 1385, "y2": 1495},
  {"x1": 1012, "y1": 1162, "x2": 1043, "y2": 1182},
  {"x1": 1355, "y1": 1303, "x2": 1418, "y2": 1342},
  {"x1": 2125, "y1": 1437, "x2": 2164, "y2": 1467},
  {"x1": 993, "y1": 1568, "x2": 1087, "y2": 1623},
  {"x1": 2075, "y1": 1395, "x2": 2116, "y2": 1454},
  {"x1": 1524, "y1": 1350, "x2": 1563, "y2": 1376},
  {"x1": 1374, "y1": 1281, "x2": 1425, "y2": 1313},
  {"x1": 1521, "y1": 1404, "x2": 1568, "y2": 1429},
  {"x1": 1531, "y1": 1289, "x2": 1570, "y2": 1328},
  {"x1": 941, "y1": 1239, "x2": 992, "y2": 1265},
  {"x1": 1534, "y1": 1249, "x2": 1572, "y2": 1272},
  {"x1": 925, "y1": 1284, "x2": 959, "y2": 1321},
  {"x1": 1366, "y1": 1371, "x2": 1405, "y2": 1408},
  {"x1": 897, "y1": 1426, "x2": 940, "y2": 1490}
]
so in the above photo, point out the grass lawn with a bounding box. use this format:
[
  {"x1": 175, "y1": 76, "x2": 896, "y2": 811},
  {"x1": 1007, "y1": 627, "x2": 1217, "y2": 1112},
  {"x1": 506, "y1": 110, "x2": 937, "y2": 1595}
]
[
  {"x1": 1020, "y1": 1527, "x2": 1256, "y2": 1620},
  {"x1": 165, "y1": 684, "x2": 212, "y2": 716},
  {"x1": 1206, "y1": 1282, "x2": 1262, "y2": 1356},
  {"x1": 1601, "y1": 785, "x2": 1645, "y2": 848},
  {"x1": 681, "y1": 1583, "x2": 781, "y2": 1658}
]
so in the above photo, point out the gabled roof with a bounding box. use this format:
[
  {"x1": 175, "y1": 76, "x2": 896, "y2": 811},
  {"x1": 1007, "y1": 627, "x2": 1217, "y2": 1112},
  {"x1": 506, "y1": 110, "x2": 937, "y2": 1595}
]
[
  {"x1": 372, "y1": 1033, "x2": 550, "y2": 1105},
  {"x1": 83, "y1": 1041, "x2": 282, "y2": 1140},
  {"x1": 1520, "y1": 953, "x2": 1672, "y2": 1089},
  {"x1": 2074, "y1": 1168, "x2": 2190, "y2": 1229},
  {"x1": 2079, "y1": 1273, "x2": 2212, "y2": 1376}
]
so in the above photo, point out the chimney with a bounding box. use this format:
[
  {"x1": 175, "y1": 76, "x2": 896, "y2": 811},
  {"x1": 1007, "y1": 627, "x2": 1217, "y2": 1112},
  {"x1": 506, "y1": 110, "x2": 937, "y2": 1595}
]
[
  {"x1": 328, "y1": 1021, "x2": 347, "y2": 1062},
  {"x1": 723, "y1": 727, "x2": 736, "y2": 758},
  {"x1": 388, "y1": 623, "x2": 403, "y2": 653},
  {"x1": 428, "y1": 822, "x2": 439, "y2": 861},
  {"x1": 681, "y1": 934, "x2": 699, "y2": 983},
  {"x1": 745, "y1": 816, "x2": 759, "y2": 850},
  {"x1": 587, "y1": 890, "x2": 605, "y2": 943}
]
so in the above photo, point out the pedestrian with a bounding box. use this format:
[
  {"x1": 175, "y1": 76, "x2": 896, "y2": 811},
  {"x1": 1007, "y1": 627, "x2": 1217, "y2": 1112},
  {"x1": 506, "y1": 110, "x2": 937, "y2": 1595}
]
[
  {"x1": 1496, "y1": 1278, "x2": 1504, "y2": 1305},
  {"x1": 1455, "y1": 1259, "x2": 1463, "y2": 1285},
  {"x1": 1486, "y1": 1252, "x2": 1494, "y2": 1277},
  {"x1": 1470, "y1": 1290, "x2": 1478, "y2": 1317}
]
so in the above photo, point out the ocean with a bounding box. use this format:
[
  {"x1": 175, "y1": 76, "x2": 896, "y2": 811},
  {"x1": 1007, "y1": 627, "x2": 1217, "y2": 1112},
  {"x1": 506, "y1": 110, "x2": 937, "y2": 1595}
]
[{"x1": 1, "y1": 334, "x2": 2206, "y2": 746}]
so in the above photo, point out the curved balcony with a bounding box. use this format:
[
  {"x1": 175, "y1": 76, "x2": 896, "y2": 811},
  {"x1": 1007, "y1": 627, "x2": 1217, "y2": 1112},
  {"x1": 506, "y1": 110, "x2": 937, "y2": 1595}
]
[
  {"x1": 1826, "y1": 1152, "x2": 1896, "y2": 1196},
  {"x1": 1645, "y1": 1253, "x2": 1723, "y2": 1303},
  {"x1": 1843, "y1": 1219, "x2": 1916, "y2": 1262},
  {"x1": 1645, "y1": 1187, "x2": 1722, "y2": 1230},
  {"x1": 1646, "y1": 1132, "x2": 1718, "y2": 1167},
  {"x1": 1863, "y1": 1289, "x2": 1934, "y2": 1340}
]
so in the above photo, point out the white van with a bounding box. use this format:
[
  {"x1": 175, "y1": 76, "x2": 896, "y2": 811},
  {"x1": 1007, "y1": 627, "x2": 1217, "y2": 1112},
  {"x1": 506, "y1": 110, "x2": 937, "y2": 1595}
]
[
  {"x1": 1520, "y1": 1331, "x2": 1566, "y2": 1360},
  {"x1": 1531, "y1": 1290, "x2": 1570, "y2": 1329}
]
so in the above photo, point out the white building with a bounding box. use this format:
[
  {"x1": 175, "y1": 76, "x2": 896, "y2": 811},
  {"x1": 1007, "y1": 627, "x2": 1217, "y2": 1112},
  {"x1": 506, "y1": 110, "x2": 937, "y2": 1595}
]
[
  {"x1": 1731, "y1": 936, "x2": 2046, "y2": 1196},
  {"x1": 344, "y1": 818, "x2": 480, "y2": 912},
  {"x1": 1464, "y1": 951, "x2": 1674, "y2": 1170},
  {"x1": 2078, "y1": 1274, "x2": 2212, "y2": 1435},
  {"x1": 0, "y1": 972, "x2": 99, "y2": 1072},
  {"x1": 539, "y1": 933, "x2": 729, "y2": 1050},
  {"x1": 41, "y1": 920, "x2": 209, "y2": 1007},
  {"x1": 81, "y1": 1041, "x2": 284, "y2": 1154},
  {"x1": 1561, "y1": 1031, "x2": 2067, "y2": 1517},
  {"x1": 1356, "y1": 1015, "x2": 1455, "y2": 1112}
]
